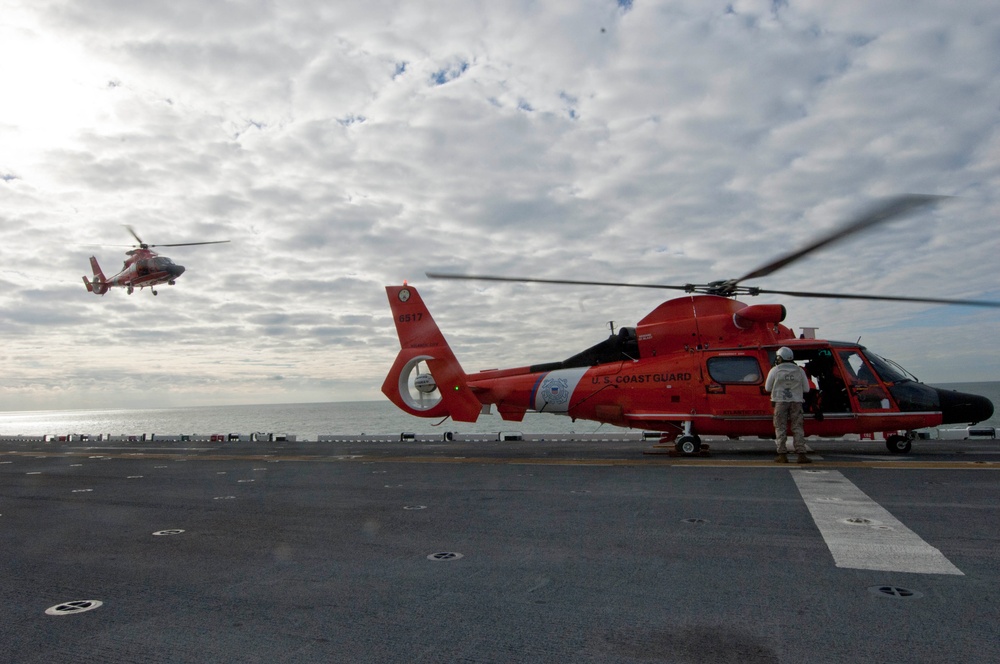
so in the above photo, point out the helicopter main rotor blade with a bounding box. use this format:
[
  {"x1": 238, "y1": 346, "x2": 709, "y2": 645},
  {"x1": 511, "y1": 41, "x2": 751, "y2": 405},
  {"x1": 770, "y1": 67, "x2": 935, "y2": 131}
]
[
  {"x1": 752, "y1": 287, "x2": 1000, "y2": 308},
  {"x1": 734, "y1": 194, "x2": 947, "y2": 284},
  {"x1": 150, "y1": 240, "x2": 231, "y2": 248},
  {"x1": 425, "y1": 272, "x2": 692, "y2": 291},
  {"x1": 124, "y1": 224, "x2": 145, "y2": 246},
  {"x1": 426, "y1": 194, "x2": 993, "y2": 307},
  {"x1": 426, "y1": 272, "x2": 1000, "y2": 307},
  {"x1": 123, "y1": 224, "x2": 228, "y2": 249}
]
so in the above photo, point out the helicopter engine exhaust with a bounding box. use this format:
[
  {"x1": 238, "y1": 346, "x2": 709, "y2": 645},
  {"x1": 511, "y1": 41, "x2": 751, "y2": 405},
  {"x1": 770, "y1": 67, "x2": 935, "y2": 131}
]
[{"x1": 733, "y1": 303, "x2": 787, "y2": 330}]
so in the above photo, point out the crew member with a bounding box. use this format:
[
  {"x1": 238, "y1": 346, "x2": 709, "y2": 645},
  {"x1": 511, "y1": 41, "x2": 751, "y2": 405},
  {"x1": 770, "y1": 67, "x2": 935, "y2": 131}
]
[{"x1": 764, "y1": 346, "x2": 812, "y2": 464}]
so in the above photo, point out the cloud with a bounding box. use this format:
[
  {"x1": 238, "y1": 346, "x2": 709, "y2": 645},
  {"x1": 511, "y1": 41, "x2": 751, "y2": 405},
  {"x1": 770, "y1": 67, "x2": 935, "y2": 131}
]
[{"x1": 0, "y1": 0, "x2": 998, "y2": 411}]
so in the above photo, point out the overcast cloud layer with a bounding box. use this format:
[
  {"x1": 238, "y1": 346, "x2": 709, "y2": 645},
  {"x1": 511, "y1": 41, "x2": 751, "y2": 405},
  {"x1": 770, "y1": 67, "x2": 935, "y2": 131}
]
[{"x1": 1, "y1": 0, "x2": 998, "y2": 410}]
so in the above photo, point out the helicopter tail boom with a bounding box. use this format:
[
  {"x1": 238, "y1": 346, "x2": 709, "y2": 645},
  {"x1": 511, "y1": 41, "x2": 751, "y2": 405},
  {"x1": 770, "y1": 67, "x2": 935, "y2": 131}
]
[{"x1": 382, "y1": 285, "x2": 483, "y2": 422}]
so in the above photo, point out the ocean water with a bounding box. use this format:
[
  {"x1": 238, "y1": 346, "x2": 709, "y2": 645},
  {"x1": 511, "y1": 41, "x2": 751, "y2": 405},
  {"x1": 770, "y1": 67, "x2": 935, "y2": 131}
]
[
  {"x1": 0, "y1": 382, "x2": 997, "y2": 440},
  {"x1": 0, "y1": 400, "x2": 630, "y2": 440}
]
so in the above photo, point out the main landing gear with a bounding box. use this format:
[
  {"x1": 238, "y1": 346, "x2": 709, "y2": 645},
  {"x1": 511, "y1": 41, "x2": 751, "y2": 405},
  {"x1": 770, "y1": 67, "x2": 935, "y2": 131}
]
[
  {"x1": 644, "y1": 422, "x2": 708, "y2": 457},
  {"x1": 675, "y1": 434, "x2": 702, "y2": 456},
  {"x1": 671, "y1": 422, "x2": 708, "y2": 456},
  {"x1": 643, "y1": 423, "x2": 708, "y2": 457}
]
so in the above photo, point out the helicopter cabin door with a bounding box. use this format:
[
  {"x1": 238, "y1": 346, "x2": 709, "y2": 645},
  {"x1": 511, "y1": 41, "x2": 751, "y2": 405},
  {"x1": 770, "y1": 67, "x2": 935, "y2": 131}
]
[
  {"x1": 703, "y1": 353, "x2": 770, "y2": 426},
  {"x1": 835, "y1": 349, "x2": 894, "y2": 413}
]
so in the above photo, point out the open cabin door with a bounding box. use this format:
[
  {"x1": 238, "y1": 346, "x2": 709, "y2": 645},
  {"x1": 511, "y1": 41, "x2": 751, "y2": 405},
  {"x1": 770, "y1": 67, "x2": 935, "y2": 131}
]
[{"x1": 835, "y1": 349, "x2": 894, "y2": 413}]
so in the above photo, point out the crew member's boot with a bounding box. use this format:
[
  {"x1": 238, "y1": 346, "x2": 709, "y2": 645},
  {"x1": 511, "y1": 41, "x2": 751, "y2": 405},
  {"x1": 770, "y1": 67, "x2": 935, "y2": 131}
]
[
  {"x1": 796, "y1": 453, "x2": 812, "y2": 464},
  {"x1": 774, "y1": 452, "x2": 789, "y2": 463}
]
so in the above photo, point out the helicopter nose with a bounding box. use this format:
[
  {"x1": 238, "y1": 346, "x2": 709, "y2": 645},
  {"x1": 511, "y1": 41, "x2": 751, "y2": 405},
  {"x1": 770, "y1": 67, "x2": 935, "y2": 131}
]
[
  {"x1": 935, "y1": 387, "x2": 995, "y2": 425},
  {"x1": 169, "y1": 264, "x2": 186, "y2": 278}
]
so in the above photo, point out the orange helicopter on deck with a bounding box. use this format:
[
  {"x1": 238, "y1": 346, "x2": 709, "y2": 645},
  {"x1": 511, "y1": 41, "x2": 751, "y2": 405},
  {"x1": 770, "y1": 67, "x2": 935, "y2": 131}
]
[
  {"x1": 383, "y1": 195, "x2": 998, "y2": 455},
  {"x1": 83, "y1": 225, "x2": 229, "y2": 296}
]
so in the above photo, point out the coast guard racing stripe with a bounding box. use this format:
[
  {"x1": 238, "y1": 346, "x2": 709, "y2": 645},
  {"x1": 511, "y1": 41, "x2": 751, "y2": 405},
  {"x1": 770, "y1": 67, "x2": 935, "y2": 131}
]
[{"x1": 531, "y1": 368, "x2": 588, "y2": 413}]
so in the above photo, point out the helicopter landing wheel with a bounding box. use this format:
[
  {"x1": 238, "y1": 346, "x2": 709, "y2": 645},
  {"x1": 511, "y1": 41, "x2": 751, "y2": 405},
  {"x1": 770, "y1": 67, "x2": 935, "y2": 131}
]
[
  {"x1": 885, "y1": 434, "x2": 912, "y2": 455},
  {"x1": 675, "y1": 434, "x2": 702, "y2": 456},
  {"x1": 152, "y1": 289, "x2": 158, "y2": 296}
]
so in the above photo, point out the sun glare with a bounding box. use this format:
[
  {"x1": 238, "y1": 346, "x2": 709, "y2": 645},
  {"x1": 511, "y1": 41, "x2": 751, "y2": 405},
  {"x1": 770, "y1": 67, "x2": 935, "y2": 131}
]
[{"x1": 0, "y1": 19, "x2": 113, "y2": 157}]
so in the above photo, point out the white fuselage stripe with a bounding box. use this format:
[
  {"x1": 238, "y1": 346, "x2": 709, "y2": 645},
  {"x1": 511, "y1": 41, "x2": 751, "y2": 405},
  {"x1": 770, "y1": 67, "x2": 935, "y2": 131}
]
[
  {"x1": 792, "y1": 470, "x2": 962, "y2": 575},
  {"x1": 533, "y1": 367, "x2": 589, "y2": 413}
]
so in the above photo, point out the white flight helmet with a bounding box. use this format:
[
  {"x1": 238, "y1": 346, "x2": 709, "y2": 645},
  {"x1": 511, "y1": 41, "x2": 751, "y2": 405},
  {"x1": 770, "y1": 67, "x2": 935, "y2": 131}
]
[{"x1": 776, "y1": 346, "x2": 794, "y2": 362}]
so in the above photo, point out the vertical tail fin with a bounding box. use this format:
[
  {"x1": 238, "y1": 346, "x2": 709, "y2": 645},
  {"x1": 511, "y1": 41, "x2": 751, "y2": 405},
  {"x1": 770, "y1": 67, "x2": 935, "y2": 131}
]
[
  {"x1": 382, "y1": 285, "x2": 483, "y2": 422},
  {"x1": 83, "y1": 257, "x2": 109, "y2": 295}
]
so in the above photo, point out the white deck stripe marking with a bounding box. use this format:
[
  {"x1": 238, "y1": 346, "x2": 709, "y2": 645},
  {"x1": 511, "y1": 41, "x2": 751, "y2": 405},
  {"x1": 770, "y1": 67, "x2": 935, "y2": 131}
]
[{"x1": 792, "y1": 470, "x2": 963, "y2": 575}]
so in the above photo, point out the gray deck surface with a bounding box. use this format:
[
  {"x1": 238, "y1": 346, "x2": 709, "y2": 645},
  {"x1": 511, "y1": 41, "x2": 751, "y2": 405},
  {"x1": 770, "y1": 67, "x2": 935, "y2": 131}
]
[{"x1": 2, "y1": 436, "x2": 999, "y2": 663}]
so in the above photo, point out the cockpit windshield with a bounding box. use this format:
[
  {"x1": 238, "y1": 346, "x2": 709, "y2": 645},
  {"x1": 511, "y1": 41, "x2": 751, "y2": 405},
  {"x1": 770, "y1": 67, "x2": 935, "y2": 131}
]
[{"x1": 863, "y1": 351, "x2": 917, "y2": 383}]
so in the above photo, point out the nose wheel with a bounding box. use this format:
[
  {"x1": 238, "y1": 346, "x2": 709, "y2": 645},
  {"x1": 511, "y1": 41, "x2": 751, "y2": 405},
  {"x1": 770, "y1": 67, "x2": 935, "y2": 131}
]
[{"x1": 885, "y1": 432, "x2": 914, "y2": 454}]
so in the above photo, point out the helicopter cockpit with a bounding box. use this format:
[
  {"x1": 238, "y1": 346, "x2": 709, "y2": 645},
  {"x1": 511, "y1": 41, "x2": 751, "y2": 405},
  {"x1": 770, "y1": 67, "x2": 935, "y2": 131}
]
[
  {"x1": 777, "y1": 345, "x2": 899, "y2": 413},
  {"x1": 133, "y1": 256, "x2": 185, "y2": 279},
  {"x1": 783, "y1": 344, "x2": 992, "y2": 423}
]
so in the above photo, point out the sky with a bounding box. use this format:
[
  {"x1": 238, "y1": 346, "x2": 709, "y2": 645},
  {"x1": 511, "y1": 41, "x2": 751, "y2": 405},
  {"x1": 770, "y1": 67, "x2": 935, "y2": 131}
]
[{"x1": 1, "y1": 0, "x2": 999, "y2": 411}]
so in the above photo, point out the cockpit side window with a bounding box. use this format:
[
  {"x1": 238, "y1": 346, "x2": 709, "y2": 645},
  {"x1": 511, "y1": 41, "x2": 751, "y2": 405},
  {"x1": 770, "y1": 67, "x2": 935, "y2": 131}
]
[
  {"x1": 707, "y1": 356, "x2": 762, "y2": 384},
  {"x1": 838, "y1": 350, "x2": 875, "y2": 384}
]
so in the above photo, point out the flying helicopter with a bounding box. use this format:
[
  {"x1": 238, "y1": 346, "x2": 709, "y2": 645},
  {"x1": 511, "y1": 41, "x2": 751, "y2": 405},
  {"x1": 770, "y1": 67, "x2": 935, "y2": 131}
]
[
  {"x1": 382, "y1": 195, "x2": 997, "y2": 455},
  {"x1": 82, "y1": 225, "x2": 229, "y2": 296}
]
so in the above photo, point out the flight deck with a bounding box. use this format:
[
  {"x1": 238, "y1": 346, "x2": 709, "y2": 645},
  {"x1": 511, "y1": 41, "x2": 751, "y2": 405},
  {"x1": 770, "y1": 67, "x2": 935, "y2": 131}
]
[{"x1": 2, "y1": 435, "x2": 999, "y2": 663}]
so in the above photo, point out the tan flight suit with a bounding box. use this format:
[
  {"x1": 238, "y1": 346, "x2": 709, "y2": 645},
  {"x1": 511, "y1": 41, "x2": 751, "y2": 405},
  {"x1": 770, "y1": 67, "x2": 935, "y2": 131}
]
[{"x1": 765, "y1": 362, "x2": 811, "y2": 454}]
